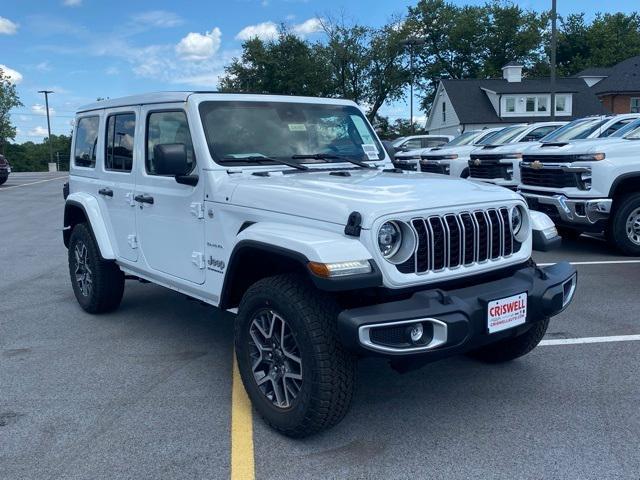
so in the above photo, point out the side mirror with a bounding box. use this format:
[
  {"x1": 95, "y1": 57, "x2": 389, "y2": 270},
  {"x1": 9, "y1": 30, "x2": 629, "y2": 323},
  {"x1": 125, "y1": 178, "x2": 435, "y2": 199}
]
[
  {"x1": 381, "y1": 140, "x2": 396, "y2": 161},
  {"x1": 154, "y1": 143, "x2": 190, "y2": 176}
]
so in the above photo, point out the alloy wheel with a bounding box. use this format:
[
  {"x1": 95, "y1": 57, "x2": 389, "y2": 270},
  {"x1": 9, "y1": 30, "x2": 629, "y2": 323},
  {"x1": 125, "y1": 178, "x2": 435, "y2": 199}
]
[
  {"x1": 248, "y1": 309, "x2": 303, "y2": 409},
  {"x1": 625, "y1": 207, "x2": 640, "y2": 246},
  {"x1": 74, "y1": 242, "x2": 93, "y2": 297}
]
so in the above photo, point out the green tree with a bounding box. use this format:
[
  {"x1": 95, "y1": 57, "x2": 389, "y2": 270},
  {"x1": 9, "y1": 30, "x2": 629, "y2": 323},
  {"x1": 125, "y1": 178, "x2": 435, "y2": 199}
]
[
  {"x1": 0, "y1": 68, "x2": 23, "y2": 154},
  {"x1": 5, "y1": 134, "x2": 72, "y2": 172},
  {"x1": 219, "y1": 30, "x2": 333, "y2": 97}
]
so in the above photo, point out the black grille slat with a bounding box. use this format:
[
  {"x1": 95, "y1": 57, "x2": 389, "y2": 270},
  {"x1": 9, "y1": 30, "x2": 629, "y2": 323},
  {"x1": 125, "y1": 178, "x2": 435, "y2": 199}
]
[
  {"x1": 420, "y1": 163, "x2": 447, "y2": 174},
  {"x1": 469, "y1": 164, "x2": 509, "y2": 179},
  {"x1": 396, "y1": 207, "x2": 519, "y2": 275},
  {"x1": 521, "y1": 167, "x2": 579, "y2": 188}
]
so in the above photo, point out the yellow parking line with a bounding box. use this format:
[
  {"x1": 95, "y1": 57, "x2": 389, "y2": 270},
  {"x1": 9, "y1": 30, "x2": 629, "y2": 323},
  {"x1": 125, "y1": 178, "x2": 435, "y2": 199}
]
[{"x1": 231, "y1": 351, "x2": 255, "y2": 480}]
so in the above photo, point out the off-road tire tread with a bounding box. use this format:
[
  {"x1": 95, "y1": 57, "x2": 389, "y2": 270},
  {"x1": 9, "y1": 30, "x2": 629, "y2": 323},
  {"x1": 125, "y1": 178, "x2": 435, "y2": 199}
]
[
  {"x1": 610, "y1": 192, "x2": 640, "y2": 256},
  {"x1": 68, "y1": 223, "x2": 124, "y2": 313},
  {"x1": 235, "y1": 274, "x2": 356, "y2": 438},
  {"x1": 468, "y1": 318, "x2": 549, "y2": 363}
]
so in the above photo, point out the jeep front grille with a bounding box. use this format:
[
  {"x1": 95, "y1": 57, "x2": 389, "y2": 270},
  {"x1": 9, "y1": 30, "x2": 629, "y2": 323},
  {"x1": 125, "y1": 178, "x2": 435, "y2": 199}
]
[{"x1": 396, "y1": 207, "x2": 518, "y2": 275}]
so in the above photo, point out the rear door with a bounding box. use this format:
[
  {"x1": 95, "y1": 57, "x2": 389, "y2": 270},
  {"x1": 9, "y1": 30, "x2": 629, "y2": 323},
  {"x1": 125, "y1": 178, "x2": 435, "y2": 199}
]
[
  {"x1": 134, "y1": 105, "x2": 205, "y2": 284},
  {"x1": 98, "y1": 108, "x2": 139, "y2": 262}
]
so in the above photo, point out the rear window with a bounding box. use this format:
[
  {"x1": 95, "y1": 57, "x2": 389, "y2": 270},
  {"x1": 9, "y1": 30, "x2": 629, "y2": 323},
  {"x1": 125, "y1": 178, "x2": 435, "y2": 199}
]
[{"x1": 74, "y1": 116, "x2": 100, "y2": 168}]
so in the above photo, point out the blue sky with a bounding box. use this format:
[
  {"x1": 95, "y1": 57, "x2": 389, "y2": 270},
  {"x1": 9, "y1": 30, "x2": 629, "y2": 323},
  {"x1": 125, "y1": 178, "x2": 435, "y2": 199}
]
[{"x1": 1, "y1": 0, "x2": 638, "y2": 143}]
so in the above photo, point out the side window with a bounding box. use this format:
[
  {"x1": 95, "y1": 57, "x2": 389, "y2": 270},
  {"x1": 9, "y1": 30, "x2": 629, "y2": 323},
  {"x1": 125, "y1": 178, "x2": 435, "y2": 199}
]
[
  {"x1": 403, "y1": 139, "x2": 422, "y2": 150},
  {"x1": 105, "y1": 113, "x2": 135, "y2": 172},
  {"x1": 522, "y1": 126, "x2": 556, "y2": 142},
  {"x1": 146, "y1": 111, "x2": 195, "y2": 175},
  {"x1": 602, "y1": 119, "x2": 633, "y2": 137},
  {"x1": 74, "y1": 116, "x2": 100, "y2": 168}
]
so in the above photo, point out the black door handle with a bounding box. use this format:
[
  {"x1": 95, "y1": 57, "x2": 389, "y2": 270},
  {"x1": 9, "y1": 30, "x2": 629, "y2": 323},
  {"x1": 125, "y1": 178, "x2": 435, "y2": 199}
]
[
  {"x1": 98, "y1": 188, "x2": 113, "y2": 197},
  {"x1": 134, "y1": 194, "x2": 154, "y2": 204}
]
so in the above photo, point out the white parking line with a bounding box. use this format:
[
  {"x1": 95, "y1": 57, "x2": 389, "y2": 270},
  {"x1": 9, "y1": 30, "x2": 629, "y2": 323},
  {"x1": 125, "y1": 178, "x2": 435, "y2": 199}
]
[
  {"x1": 0, "y1": 176, "x2": 68, "y2": 190},
  {"x1": 540, "y1": 334, "x2": 640, "y2": 346},
  {"x1": 538, "y1": 260, "x2": 640, "y2": 266}
]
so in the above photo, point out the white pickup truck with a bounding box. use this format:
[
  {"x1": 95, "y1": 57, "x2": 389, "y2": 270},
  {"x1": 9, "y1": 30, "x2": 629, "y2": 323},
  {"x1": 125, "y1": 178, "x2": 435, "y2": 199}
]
[
  {"x1": 519, "y1": 118, "x2": 640, "y2": 255},
  {"x1": 62, "y1": 92, "x2": 577, "y2": 437},
  {"x1": 468, "y1": 115, "x2": 640, "y2": 190},
  {"x1": 393, "y1": 127, "x2": 504, "y2": 174}
]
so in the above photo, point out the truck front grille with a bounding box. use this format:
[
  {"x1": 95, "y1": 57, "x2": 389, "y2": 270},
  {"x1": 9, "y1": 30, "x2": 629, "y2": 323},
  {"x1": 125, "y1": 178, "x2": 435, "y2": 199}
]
[
  {"x1": 521, "y1": 166, "x2": 578, "y2": 188},
  {"x1": 420, "y1": 162, "x2": 448, "y2": 174},
  {"x1": 396, "y1": 207, "x2": 518, "y2": 275}
]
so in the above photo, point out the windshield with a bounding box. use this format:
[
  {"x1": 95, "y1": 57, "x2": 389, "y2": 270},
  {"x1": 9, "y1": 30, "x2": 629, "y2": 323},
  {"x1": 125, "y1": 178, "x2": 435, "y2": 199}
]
[
  {"x1": 446, "y1": 131, "x2": 481, "y2": 146},
  {"x1": 199, "y1": 101, "x2": 384, "y2": 165},
  {"x1": 475, "y1": 129, "x2": 504, "y2": 145},
  {"x1": 540, "y1": 118, "x2": 607, "y2": 142},
  {"x1": 481, "y1": 125, "x2": 528, "y2": 145},
  {"x1": 611, "y1": 118, "x2": 640, "y2": 138}
]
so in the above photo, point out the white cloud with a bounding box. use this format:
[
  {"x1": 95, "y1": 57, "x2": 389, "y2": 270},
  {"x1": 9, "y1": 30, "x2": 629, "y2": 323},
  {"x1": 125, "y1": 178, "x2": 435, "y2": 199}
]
[
  {"x1": 32, "y1": 104, "x2": 56, "y2": 116},
  {"x1": 63, "y1": 0, "x2": 82, "y2": 6},
  {"x1": 105, "y1": 66, "x2": 120, "y2": 75},
  {"x1": 175, "y1": 28, "x2": 222, "y2": 61},
  {"x1": 236, "y1": 21, "x2": 278, "y2": 41},
  {"x1": 236, "y1": 17, "x2": 322, "y2": 42},
  {"x1": 291, "y1": 17, "x2": 322, "y2": 37},
  {"x1": 132, "y1": 10, "x2": 184, "y2": 28},
  {"x1": 0, "y1": 65, "x2": 23, "y2": 84},
  {"x1": 29, "y1": 126, "x2": 49, "y2": 137},
  {"x1": 35, "y1": 61, "x2": 51, "y2": 71},
  {"x1": 0, "y1": 16, "x2": 18, "y2": 35}
]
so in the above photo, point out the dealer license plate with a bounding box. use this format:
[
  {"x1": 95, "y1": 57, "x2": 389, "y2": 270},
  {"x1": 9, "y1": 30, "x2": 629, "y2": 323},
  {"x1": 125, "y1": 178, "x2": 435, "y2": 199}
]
[{"x1": 487, "y1": 292, "x2": 527, "y2": 334}]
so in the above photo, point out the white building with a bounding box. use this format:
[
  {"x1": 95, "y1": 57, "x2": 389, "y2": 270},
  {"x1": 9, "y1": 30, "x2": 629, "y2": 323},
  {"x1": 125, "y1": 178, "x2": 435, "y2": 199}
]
[{"x1": 425, "y1": 62, "x2": 606, "y2": 135}]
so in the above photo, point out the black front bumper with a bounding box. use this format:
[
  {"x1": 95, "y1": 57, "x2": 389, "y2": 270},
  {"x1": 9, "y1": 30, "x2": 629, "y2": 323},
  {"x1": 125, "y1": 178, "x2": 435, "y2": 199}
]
[{"x1": 337, "y1": 262, "x2": 576, "y2": 363}]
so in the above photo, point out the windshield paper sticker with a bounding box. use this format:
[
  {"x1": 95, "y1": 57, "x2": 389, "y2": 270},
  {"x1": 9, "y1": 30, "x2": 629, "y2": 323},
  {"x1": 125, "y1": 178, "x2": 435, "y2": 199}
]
[
  {"x1": 362, "y1": 144, "x2": 379, "y2": 160},
  {"x1": 288, "y1": 123, "x2": 307, "y2": 132}
]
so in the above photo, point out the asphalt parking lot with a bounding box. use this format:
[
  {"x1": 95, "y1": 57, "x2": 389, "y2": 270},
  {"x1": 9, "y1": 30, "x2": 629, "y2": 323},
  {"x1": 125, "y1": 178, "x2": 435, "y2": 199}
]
[{"x1": 1, "y1": 172, "x2": 640, "y2": 480}]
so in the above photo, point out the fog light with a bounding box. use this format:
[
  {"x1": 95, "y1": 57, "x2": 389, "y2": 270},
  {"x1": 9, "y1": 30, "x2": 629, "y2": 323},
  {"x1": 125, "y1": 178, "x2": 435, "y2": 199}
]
[
  {"x1": 562, "y1": 274, "x2": 577, "y2": 308},
  {"x1": 407, "y1": 323, "x2": 424, "y2": 343},
  {"x1": 542, "y1": 225, "x2": 558, "y2": 240}
]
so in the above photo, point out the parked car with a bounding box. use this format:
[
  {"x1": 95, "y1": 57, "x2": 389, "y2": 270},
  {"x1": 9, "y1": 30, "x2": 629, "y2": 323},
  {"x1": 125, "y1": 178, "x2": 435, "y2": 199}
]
[
  {"x1": 393, "y1": 127, "x2": 505, "y2": 173},
  {"x1": 0, "y1": 154, "x2": 11, "y2": 185},
  {"x1": 466, "y1": 115, "x2": 640, "y2": 190},
  {"x1": 63, "y1": 92, "x2": 577, "y2": 437},
  {"x1": 519, "y1": 118, "x2": 640, "y2": 255},
  {"x1": 391, "y1": 134, "x2": 454, "y2": 152}
]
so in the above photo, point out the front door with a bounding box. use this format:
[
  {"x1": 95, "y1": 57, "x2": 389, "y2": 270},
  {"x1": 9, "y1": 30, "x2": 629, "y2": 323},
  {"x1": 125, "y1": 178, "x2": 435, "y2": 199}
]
[
  {"x1": 99, "y1": 108, "x2": 138, "y2": 262},
  {"x1": 134, "y1": 105, "x2": 205, "y2": 284}
]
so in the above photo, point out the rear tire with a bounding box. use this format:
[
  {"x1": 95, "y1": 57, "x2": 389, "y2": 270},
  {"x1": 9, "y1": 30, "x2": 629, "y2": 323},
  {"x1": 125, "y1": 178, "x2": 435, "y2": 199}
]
[
  {"x1": 0, "y1": 175, "x2": 7, "y2": 186},
  {"x1": 235, "y1": 274, "x2": 356, "y2": 437},
  {"x1": 68, "y1": 223, "x2": 125, "y2": 313},
  {"x1": 467, "y1": 318, "x2": 549, "y2": 363},
  {"x1": 610, "y1": 192, "x2": 640, "y2": 256}
]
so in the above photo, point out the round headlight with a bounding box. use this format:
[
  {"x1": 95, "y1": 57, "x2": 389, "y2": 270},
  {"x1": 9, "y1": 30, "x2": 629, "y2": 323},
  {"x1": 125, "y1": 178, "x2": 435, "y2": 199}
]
[
  {"x1": 511, "y1": 207, "x2": 522, "y2": 235},
  {"x1": 378, "y1": 221, "x2": 402, "y2": 258}
]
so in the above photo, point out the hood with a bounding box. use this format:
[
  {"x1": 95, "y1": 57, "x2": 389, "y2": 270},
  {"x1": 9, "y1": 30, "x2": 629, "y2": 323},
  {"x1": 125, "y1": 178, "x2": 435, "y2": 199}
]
[
  {"x1": 471, "y1": 142, "x2": 540, "y2": 156},
  {"x1": 228, "y1": 169, "x2": 521, "y2": 228},
  {"x1": 422, "y1": 144, "x2": 477, "y2": 159},
  {"x1": 524, "y1": 137, "x2": 628, "y2": 156},
  {"x1": 395, "y1": 148, "x2": 431, "y2": 158}
]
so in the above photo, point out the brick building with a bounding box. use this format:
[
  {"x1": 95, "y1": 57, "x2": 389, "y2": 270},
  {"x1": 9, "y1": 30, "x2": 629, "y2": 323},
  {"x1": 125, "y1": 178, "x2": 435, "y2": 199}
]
[{"x1": 578, "y1": 56, "x2": 640, "y2": 114}]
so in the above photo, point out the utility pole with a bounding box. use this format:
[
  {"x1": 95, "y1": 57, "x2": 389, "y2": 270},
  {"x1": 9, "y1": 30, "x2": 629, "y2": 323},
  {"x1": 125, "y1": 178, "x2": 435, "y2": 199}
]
[
  {"x1": 550, "y1": 0, "x2": 557, "y2": 121},
  {"x1": 400, "y1": 38, "x2": 426, "y2": 134},
  {"x1": 38, "y1": 90, "x2": 54, "y2": 165}
]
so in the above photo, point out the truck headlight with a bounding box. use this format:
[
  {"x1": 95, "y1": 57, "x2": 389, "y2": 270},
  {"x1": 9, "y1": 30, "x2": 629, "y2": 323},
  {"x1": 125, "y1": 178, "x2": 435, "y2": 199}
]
[
  {"x1": 378, "y1": 221, "x2": 402, "y2": 258},
  {"x1": 575, "y1": 153, "x2": 605, "y2": 161},
  {"x1": 377, "y1": 221, "x2": 416, "y2": 264}
]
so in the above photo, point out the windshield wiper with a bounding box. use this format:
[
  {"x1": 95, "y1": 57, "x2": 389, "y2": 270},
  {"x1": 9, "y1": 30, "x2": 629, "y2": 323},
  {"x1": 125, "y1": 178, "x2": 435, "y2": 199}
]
[
  {"x1": 222, "y1": 155, "x2": 308, "y2": 171},
  {"x1": 291, "y1": 153, "x2": 376, "y2": 169}
]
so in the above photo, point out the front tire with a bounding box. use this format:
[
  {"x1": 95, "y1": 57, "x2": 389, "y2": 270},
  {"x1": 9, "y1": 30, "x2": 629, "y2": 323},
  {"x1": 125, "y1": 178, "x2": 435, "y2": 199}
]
[
  {"x1": 235, "y1": 274, "x2": 356, "y2": 437},
  {"x1": 467, "y1": 318, "x2": 549, "y2": 363},
  {"x1": 610, "y1": 193, "x2": 640, "y2": 256},
  {"x1": 68, "y1": 223, "x2": 125, "y2": 313}
]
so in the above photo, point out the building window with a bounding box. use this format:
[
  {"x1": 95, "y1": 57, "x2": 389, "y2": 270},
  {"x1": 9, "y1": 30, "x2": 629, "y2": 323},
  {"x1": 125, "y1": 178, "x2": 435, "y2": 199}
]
[
  {"x1": 556, "y1": 96, "x2": 566, "y2": 112},
  {"x1": 442, "y1": 102, "x2": 446, "y2": 123},
  {"x1": 631, "y1": 98, "x2": 640, "y2": 113},
  {"x1": 537, "y1": 96, "x2": 548, "y2": 112},
  {"x1": 526, "y1": 97, "x2": 536, "y2": 112},
  {"x1": 505, "y1": 97, "x2": 515, "y2": 113}
]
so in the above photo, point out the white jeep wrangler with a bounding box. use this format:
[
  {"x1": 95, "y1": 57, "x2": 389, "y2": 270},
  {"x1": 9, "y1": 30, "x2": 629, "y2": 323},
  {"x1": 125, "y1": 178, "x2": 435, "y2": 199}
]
[{"x1": 63, "y1": 92, "x2": 577, "y2": 437}]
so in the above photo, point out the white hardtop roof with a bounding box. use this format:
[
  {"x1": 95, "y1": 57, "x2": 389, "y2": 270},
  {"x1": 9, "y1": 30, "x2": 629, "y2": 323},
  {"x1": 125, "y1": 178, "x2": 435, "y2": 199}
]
[{"x1": 77, "y1": 91, "x2": 358, "y2": 114}]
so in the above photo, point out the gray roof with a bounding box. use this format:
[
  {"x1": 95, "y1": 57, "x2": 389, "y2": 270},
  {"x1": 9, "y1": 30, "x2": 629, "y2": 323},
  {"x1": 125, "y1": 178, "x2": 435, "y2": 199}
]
[
  {"x1": 442, "y1": 78, "x2": 606, "y2": 125},
  {"x1": 589, "y1": 55, "x2": 640, "y2": 95},
  {"x1": 577, "y1": 67, "x2": 612, "y2": 77},
  {"x1": 502, "y1": 61, "x2": 523, "y2": 68}
]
